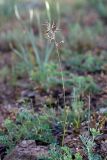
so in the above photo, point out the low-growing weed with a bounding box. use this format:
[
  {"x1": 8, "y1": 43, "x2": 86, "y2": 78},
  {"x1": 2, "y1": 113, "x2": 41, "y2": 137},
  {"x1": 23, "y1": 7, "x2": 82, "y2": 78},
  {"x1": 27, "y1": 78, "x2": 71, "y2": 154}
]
[
  {"x1": 47, "y1": 145, "x2": 83, "y2": 160},
  {"x1": 69, "y1": 75, "x2": 100, "y2": 96},
  {"x1": 80, "y1": 135, "x2": 102, "y2": 160},
  {"x1": 66, "y1": 53, "x2": 104, "y2": 73},
  {"x1": 67, "y1": 23, "x2": 104, "y2": 51},
  {"x1": 0, "y1": 109, "x2": 55, "y2": 153},
  {"x1": 30, "y1": 61, "x2": 63, "y2": 87},
  {"x1": 90, "y1": 128, "x2": 101, "y2": 141}
]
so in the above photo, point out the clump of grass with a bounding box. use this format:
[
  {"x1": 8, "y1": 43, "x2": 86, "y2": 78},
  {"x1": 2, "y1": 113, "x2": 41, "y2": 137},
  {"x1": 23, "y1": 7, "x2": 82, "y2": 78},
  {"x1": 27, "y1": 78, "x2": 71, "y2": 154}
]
[
  {"x1": 12, "y1": 0, "x2": 64, "y2": 88},
  {"x1": 12, "y1": 6, "x2": 55, "y2": 85}
]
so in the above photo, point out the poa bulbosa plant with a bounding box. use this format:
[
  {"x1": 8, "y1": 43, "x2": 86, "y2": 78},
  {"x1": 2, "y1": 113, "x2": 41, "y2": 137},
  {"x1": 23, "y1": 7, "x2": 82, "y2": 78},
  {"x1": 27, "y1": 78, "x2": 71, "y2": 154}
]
[
  {"x1": 44, "y1": 0, "x2": 69, "y2": 146},
  {"x1": 44, "y1": 20, "x2": 67, "y2": 146}
]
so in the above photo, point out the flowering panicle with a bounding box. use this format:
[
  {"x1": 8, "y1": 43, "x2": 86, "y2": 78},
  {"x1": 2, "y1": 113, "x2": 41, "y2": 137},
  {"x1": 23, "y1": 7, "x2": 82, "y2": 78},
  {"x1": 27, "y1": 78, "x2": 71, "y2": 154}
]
[{"x1": 43, "y1": 21, "x2": 64, "y2": 49}]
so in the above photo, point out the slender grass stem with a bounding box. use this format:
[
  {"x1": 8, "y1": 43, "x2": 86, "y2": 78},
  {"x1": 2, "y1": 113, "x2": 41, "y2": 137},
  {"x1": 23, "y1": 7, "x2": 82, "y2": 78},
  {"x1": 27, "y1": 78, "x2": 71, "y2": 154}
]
[
  {"x1": 56, "y1": 48, "x2": 65, "y2": 106},
  {"x1": 44, "y1": 14, "x2": 67, "y2": 145},
  {"x1": 56, "y1": 46, "x2": 67, "y2": 146},
  {"x1": 88, "y1": 94, "x2": 91, "y2": 134}
]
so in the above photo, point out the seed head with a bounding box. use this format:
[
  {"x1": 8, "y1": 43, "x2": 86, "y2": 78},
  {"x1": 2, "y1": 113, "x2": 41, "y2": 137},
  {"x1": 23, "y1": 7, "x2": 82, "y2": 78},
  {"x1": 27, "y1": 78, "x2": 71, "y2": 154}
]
[{"x1": 43, "y1": 21, "x2": 64, "y2": 49}]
